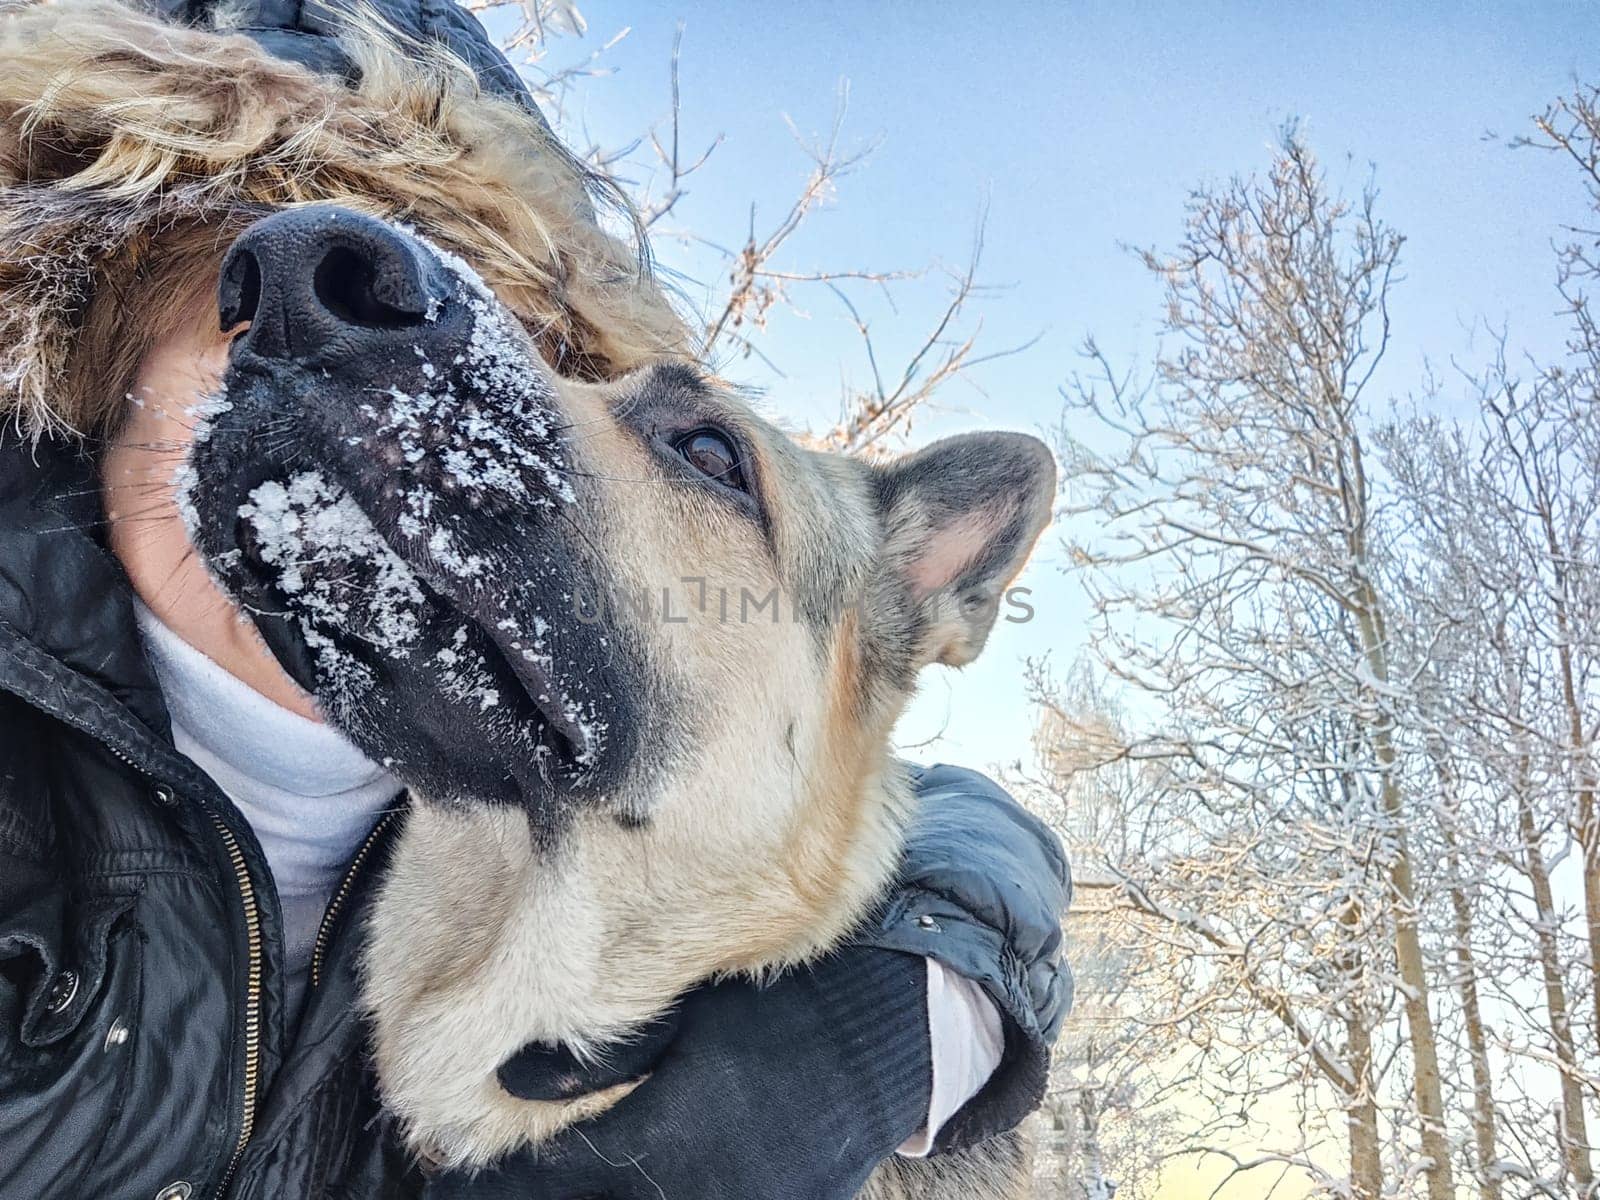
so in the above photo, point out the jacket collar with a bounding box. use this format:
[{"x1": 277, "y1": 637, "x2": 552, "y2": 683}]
[{"x1": 0, "y1": 429, "x2": 172, "y2": 738}]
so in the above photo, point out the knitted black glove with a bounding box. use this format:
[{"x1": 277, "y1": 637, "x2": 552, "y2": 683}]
[{"x1": 426, "y1": 946, "x2": 933, "y2": 1200}]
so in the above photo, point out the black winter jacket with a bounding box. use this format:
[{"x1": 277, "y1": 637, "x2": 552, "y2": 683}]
[{"x1": 0, "y1": 433, "x2": 1072, "y2": 1198}]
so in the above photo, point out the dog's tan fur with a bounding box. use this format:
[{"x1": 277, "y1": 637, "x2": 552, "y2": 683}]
[
  {"x1": 363, "y1": 370, "x2": 926, "y2": 1165},
  {"x1": 361, "y1": 365, "x2": 1054, "y2": 1200}
]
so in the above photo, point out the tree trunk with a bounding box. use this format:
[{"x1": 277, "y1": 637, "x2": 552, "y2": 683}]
[
  {"x1": 1337, "y1": 898, "x2": 1383, "y2": 1200},
  {"x1": 1534, "y1": 486, "x2": 1600, "y2": 1048},
  {"x1": 1077, "y1": 1087, "x2": 1112, "y2": 1200},
  {"x1": 1032, "y1": 1099, "x2": 1068, "y2": 1200},
  {"x1": 1579, "y1": 769, "x2": 1600, "y2": 1057},
  {"x1": 1356, "y1": 598, "x2": 1456, "y2": 1200},
  {"x1": 1445, "y1": 840, "x2": 1503, "y2": 1200},
  {"x1": 1430, "y1": 750, "x2": 1504, "y2": 1200},
  {"x1": 1383, "y1": 824, "x2": 1455, "y2": 1200},
  {"x1": 1494, "y1": 631, "x2": 1597, "y2": 1193},
  {"x1": 1345, "y1": 1017, "x2": 1383, "y2": 1200},
  {"x1": 1513, "y1": 767, "x2": 1595, "y2": 1192},
  {"x1": 1553, "y1": 636, "x2": 1600, "y2": 1053}
]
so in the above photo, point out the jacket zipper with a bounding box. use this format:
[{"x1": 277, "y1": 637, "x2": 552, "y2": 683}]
[
  {"x1": 308, "y1": 809, "x2": 397, "y2": 990},
  {"x1": 207, "y1": 812, "x2": 264, "y2": 1197},
  {"x1": 92, "y1": 735, "x2": 265, "y2": 1199}
]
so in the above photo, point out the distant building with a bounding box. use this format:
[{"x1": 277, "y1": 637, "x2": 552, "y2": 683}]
[{"x1": 1027, "y1": 704, "x2": 1149, "y2": 1198}]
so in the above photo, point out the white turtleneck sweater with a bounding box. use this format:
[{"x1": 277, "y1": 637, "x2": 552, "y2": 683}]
[
  {"x1": 135, "y1": 599, "x2": 405, "y2": 1016},
  {"x1": 133, "y1": 600, "x2": 1000, "y2": 1154}
]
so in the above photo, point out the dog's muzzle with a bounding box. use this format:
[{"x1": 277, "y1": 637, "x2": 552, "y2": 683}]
[{"x1": 181, "y1": 206, "x2": 644, "y2": 819}]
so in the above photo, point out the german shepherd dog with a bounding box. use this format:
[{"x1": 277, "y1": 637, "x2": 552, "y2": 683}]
[{"x1": 181, "y1": 206, "x2": 1055, "y2": 1198}]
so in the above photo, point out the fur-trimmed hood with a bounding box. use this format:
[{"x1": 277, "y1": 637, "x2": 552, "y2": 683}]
[{"x1": 0, "y1": 0, "x2": 691, "y2": 438}]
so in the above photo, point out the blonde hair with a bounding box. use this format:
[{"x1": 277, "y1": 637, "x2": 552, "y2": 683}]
[{"x1": 0, "y1": 0, "x2": 693, "y2": 437}]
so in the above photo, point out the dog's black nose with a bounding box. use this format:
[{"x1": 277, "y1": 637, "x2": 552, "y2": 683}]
[{"x1": 219, "y1": 206, "x2": 450, "y2": 360}]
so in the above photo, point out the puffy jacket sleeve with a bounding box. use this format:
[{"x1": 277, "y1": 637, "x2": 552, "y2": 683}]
[{"x1": 852, "y1": 762, "x2": 1073, "y2": 1151}]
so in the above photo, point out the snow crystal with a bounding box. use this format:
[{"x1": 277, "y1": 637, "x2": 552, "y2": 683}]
[
  {"x1": 302, "y1": 624, "x2": 375, "y2": 699},
  {"x1": 189, "y1": 389, "x2": 233, "y2": 444},
  {"x1": 433, "y1": 626, "x2": 510, "y2": 714},
  {"x1": 486, "y1": 598, "x2": 605, "y2": 766},
  {"x1": 172, "y1": 461, "x2": 203, "y2": 542},
  {"x1": 426, "y1": 527, "x2": 487, "y2": 579},
  {"x1": 172, "y1": 387, "x2": 233, "y2": 540},
  {"x1": 237, "y1": 472, "x2": 426, "y2": 655}
]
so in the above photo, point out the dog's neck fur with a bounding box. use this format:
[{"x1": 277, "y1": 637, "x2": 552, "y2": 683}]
[{"x1": 362, "y1": 716, "x2": 917, "y2": 1168}]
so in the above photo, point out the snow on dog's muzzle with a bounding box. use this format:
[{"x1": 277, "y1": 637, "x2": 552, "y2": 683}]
[{"x1": 179, "y1": 206, "x2": 644, "y2": 829}]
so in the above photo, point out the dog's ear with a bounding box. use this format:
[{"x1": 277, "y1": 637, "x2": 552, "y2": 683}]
[{"x1": 875, "y1": 431, "x2": 1055, "y2": 667}]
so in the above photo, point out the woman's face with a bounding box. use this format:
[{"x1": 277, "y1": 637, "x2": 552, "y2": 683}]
[{"x1": 102, "y1": 317, "x2": 323, "y2": 720}]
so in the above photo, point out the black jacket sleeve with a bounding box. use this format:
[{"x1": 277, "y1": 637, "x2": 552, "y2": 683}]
[{"x1": 852, "y1": 762, "x2": 1073, "y2": 1150}]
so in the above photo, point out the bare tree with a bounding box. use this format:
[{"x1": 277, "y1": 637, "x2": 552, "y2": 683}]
[
  {"x1": 1049, "y1": 113, "x2": 1600, "y2": 1198},
  {"x1": 1513, "y1": 86, "x2": 1600, "y2": 1065},
  {"x1": 1057, "y1": 129, "x2": 1459, "y2": 1198},
  {"x1": 1381, "y1": 357, "x2": 1600, "y2": 1195}
]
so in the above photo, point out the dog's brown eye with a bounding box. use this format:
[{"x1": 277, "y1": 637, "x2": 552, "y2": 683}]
[{"x1": 673, "y1": 428, "x2": 747, "y2": 493}]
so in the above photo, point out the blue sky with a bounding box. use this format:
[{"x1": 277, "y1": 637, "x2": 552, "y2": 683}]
[{"x1": 523, "y1": 3, "x2": 1600, "y2": 776}]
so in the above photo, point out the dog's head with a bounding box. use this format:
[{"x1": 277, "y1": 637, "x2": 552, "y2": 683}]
[{"x1": 184, "y1": 203, "x2": 1053, "y2": 989}]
